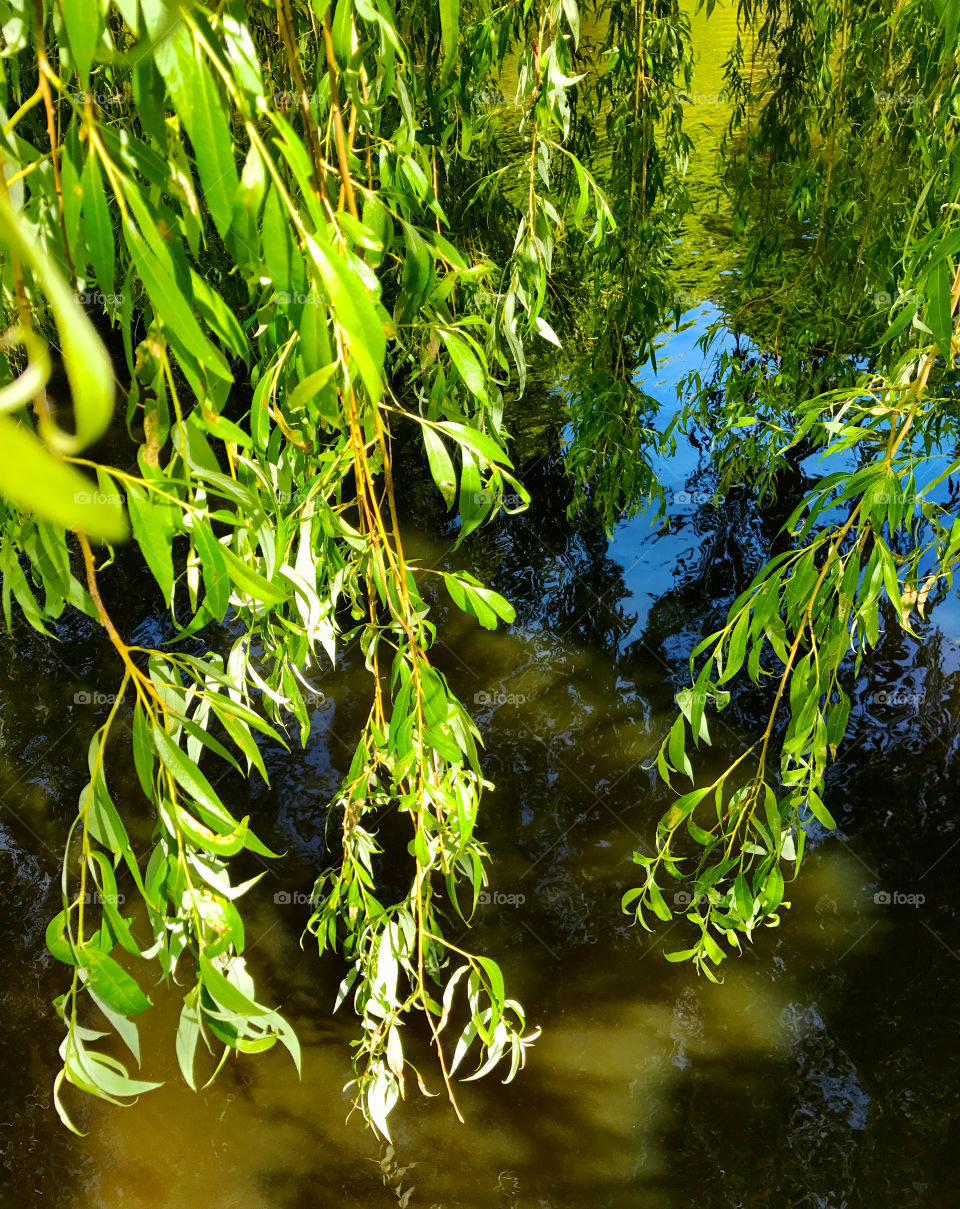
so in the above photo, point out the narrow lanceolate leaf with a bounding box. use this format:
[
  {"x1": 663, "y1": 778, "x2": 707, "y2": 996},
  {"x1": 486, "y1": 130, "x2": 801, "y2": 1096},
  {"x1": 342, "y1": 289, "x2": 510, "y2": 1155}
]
[
  {"x1": 61, "y1": 0, "x2": 103, "y2": 85},
  {"x1": 219, "y1": 541, "x2": 291, "y2": 608},
  {"x1": 0, "y1": 192, "x2": 115, "y2": 454},
  {"x1": 0, "y1": 416, "x2": 128, "y2": 542},
  {"x1": 443, "y1": 572, "x2": 514, "y2": 629},
  {"x1": 199, "y1": 954, "x2": 270, "y2": 1016},
  {"x1": 261, "y1": 183, "x2": 305, "y2": 299},
  {"x1": 438, "y1": 0, "x2": 460, "y2": 77},
  {"x1": 926, "y1": 257, "x2": 954, "y2": 363},
  {"x1": 423, "y1": 427, "x2": 457, "y2": 507},
  {"x1": 124, "y1": 223, "x2": 230, "y2": 380},
  {"x1": 190, "y1": 518, "x2": 230, "y2": 619},
  {"x1": 438, "y1": 330, "x2": 490, "y2": 407},
  {"x1": 305, "y1": 235, "x2": 386, "y2": 400},
  {"x1": 81, "y1": 154, "x2": 116, "y2": 298},
  {"x1": 125, "y1": 482, "x2": 175, "y2": 601},
  {"x1": 146, "y1": 10, "x2": 240, "y2": 236},
  {"x1": 221, "y1": 0, "x2": 263, "y2": 98},
  {"x1": 152, "y1": 723, "x2": 233, "y2": 826},
  {"x1": 80, "y1": 948, "x2": 153, "y2": 1016},
  {"x1": 176, "y1": 989, "x2": 202, "y2": 1089},
  {"x1": 46, "y1": 911, "x2": 78, "y2": 965},
  {"x1": 434, "y1": 420, "x2": 509, "y2": 466},
  {"x1": 68, "y1": 1045, "x2": 161, "y2": 1099}
]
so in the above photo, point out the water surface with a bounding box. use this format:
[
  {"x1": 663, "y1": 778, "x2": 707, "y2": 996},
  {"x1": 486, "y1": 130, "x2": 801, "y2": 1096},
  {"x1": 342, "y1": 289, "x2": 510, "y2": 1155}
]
[{"x1": 1, "y1": 7, "x2": 959, "y2": 1208}]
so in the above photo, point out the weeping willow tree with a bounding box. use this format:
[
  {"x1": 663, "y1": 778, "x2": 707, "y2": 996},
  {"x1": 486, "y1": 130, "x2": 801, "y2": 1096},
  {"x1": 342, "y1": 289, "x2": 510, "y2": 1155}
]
[
  {"x1": 0, "y1": 0, "x2": 958, "y2": 1139},
  {"x1": 0, "y1": 0, "x2": 614, "y2": 1135},
  {"x1": 624, "y1": 0, "x2": 960, "y2": 976},
  {"x1": 560, "y1": 0, "x2": 695, "y2": 528}
]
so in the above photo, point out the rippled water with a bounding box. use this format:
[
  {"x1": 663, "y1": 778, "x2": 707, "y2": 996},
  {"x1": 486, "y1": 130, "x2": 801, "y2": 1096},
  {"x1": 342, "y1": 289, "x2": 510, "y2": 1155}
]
[{"x1": 3, "y1": 6, "x2": 960, "y2": 1208}]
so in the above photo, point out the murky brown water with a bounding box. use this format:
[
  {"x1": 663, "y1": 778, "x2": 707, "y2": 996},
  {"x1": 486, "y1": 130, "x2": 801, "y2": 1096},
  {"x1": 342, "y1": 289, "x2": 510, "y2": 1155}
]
[{"x1": 2, "y1": 6, "x2": 960, "y2": 1207}]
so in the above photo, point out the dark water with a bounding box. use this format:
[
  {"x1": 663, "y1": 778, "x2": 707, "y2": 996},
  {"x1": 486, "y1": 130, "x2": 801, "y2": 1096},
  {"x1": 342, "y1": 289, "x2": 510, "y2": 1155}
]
[
  {"x1": 3, "y1": 9, "x2": 960, "y2": 1209},
  {"x1": 4, "y1": 299, "x2": 960, "y2": 1207}
]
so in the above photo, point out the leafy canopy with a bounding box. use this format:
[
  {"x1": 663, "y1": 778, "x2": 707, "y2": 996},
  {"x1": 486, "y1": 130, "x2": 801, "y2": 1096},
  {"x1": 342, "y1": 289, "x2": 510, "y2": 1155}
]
[{"x1": 0, "y1": 0, "x2": 958, "y2": 1139}]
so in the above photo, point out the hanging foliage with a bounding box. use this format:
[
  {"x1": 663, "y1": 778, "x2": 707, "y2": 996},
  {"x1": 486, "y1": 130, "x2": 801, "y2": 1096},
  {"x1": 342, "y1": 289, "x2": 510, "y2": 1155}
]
[
  {"x1": 1, "y1": 0, "x2": 959, "y2": 1139},
  {"x1": 0, "y1": 0, "x2": 609, "y2": 1136}
]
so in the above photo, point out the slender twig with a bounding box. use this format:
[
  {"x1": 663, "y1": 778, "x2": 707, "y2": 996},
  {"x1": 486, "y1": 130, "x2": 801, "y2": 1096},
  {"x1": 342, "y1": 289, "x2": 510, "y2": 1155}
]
[{"x1": 322, "y1": 11, "x2": 359, "y2": 220}]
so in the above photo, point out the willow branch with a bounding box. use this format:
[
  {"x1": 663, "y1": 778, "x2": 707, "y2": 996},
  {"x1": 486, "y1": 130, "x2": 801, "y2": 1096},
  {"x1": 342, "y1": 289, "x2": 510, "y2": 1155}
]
[
  {"x1": 322, "y1": 10, "x2": 359, "y2": 219},
  {"x1": 75, "y1": 529, "x2": 166, "y2": 708},
  {"x1": 34, "y1": 3, "x2": 75, "y2": 280},
  {"x1": 276, "y1": 0, "x2": 331, "y2": 212}
]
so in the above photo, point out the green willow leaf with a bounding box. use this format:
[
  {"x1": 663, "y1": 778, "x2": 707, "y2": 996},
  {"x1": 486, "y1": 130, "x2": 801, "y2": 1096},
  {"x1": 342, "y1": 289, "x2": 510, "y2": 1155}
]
[
  {"x1": 0, "y1": 416, "x2": 127, "y2": 542},
  {"x1": 79, "y1": 948, "x2": 153, "y2": 1017},
  {"x1": 46, "y1": 911, "x2": 78, "y2": 965},
  {"x1": 124, "y1": 223, "x2": 231, "y2": 380},
  {"x1": 190, "y1": 519, "x2": 230, "y2": 619},
  {"x1": 434, "y1": 420, "x2": 509, "y2": 467},
  {"x1": 125, "y1": 482, "x2": 175, "y2": 601},
  {"x1": 176, "y1": 988, "x2": 202, "y2": 1090},
  {"x1": 438, "y1": 0, "x2": 460, "y2": 77},
  {"x1": 199, "y1": 954, "x2": 270, "y2": 1017},
  {"x1": 60, "y1": 0, "x2": 102, "y2": 85},
  {"x1": 0, "y1": 192, "x2": 115, "y2": 455},
  {"x1": 146, "y1": 6, "x2": 240, "y2": 236},
  {"x1": 438, "y1": 330, "x2": 490, "y2": 407},
  {"x1": 81, "y1": 154, "x2": 116, "y2": 299},
  {"x1": 219, "y1": 541, "x2": 291, "y2": 608},
  {"x1": 152, "y1": 723, "x2": 236, "y2": 827},
  {"x1": 423, "y1": 427, "x2": 457, "y2": 508}
]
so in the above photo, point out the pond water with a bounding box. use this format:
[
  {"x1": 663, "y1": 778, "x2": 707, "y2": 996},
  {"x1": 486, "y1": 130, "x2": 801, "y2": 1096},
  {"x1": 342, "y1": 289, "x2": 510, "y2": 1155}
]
[{"x1": 2, "y1": 8, "x2": 960, "y2": 1209}]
